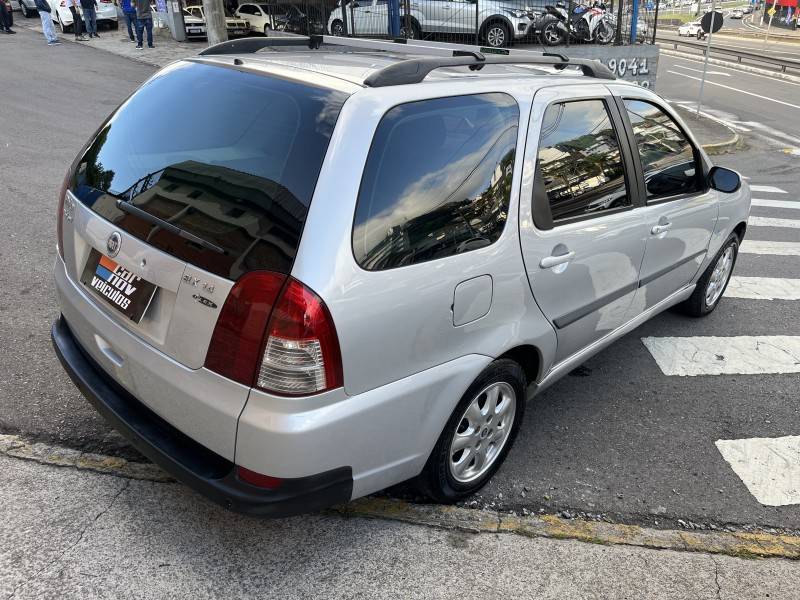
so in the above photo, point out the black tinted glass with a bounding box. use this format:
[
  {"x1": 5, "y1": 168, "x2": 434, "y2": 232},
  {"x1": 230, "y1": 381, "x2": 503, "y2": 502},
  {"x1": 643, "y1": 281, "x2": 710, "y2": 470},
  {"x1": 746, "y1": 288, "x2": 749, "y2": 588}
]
[
  {"x1": 624, "y1": 99, "x2": 700, "y2": 200},
  {"x1": 72, "y1": 62, "x2": 347, "y2": 280},
  {"x1": 537, "y1": 100, "x2": 629, "y2": 222},
  {"x1": 353, "y1": 93, "x2": 519, "y2": 271}
]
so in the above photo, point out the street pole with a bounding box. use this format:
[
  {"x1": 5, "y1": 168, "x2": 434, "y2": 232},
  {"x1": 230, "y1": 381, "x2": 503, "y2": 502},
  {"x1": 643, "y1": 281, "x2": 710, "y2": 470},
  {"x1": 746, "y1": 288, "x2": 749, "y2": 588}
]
[
  {"x1": 202, "y1": 0, "x2": 227, "y2": 45},
  {"x1": 763, "y1": 0, "x2": 777, "y2": 48},
  {"x1": 695, "y1": 0, "x2": 716, "y2": 116},
  {"x1": 652, "y1": 0, "x2": 659, "y2": 44}
]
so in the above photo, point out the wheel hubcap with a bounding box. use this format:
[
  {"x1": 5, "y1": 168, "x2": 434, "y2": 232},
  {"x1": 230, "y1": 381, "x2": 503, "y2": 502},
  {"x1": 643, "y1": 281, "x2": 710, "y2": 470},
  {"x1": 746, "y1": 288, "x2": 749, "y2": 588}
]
[
  {"x1": 449, "y1": 382, "x2": 516, "y2": 484},
  {"x1": 705, "y1": 245, "x2": 734, "y2": 307},
  {"x1": 487, "y1": 27, "x2": 505, "y2": 47}
]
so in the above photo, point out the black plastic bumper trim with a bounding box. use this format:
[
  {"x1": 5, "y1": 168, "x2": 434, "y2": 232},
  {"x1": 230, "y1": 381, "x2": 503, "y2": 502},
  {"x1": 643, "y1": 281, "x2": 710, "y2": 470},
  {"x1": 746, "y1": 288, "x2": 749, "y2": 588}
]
[{"x1": 51, "y1": 316, "x2": 353, "y2": 517}]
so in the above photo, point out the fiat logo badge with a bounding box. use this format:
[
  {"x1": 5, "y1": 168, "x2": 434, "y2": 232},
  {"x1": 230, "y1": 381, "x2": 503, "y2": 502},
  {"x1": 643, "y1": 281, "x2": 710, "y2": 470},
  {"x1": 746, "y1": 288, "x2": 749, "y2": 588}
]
[{"x1": 106, "y1": 231, "x2": 122, "y2": 258}]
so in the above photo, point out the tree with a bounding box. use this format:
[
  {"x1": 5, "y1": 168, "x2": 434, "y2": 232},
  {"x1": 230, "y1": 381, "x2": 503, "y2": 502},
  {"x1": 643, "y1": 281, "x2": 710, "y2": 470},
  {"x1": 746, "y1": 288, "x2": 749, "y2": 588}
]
[{"x1": 202, "y1": 0, "x2": 228, "y2": 46}]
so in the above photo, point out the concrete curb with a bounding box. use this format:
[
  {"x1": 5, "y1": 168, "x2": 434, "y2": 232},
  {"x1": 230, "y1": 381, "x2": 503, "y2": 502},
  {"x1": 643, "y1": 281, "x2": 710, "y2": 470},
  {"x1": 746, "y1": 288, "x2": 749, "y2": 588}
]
[
  {"x1": 336, "y1": 498, "x2": 800, "y2": 561},
  {"x1": 3, "y1": 433, "x2": 799, "y2": 560},
  {"x1": 660, "y1": 48, "x2": 800, "y2": 84},
  {"x1": 672, "y1": 105, "x2": 743, "y2": 155}
]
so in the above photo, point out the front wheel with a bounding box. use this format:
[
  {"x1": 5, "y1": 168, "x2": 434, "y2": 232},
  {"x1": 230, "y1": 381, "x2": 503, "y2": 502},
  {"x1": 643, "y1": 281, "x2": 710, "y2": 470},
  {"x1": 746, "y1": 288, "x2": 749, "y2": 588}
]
[
  {"x1": 416, "y1": 359, "x2": 526, "y2": 503},
  {"x1": 483, "y1": 20, "x2": 511, "y2": 47},
  {"x1": 679, "y1": 233, "x2": 739, "y2": 317},
  {"x1": 399, "y1": 18, "x2": 420, "y2": 39}
]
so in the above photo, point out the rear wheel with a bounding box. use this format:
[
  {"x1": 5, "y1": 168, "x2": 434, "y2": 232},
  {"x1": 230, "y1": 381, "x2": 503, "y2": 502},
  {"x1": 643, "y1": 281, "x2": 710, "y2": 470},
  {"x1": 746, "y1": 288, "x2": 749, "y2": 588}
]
[
  {"x1": 483, "y1": 20, "x2": 511, "y2": 47},
  {"x1": 417, "y1": 359, "x2": 526, "y2": 503},
  {"x1": 20, "y1": 3, "x2": 30, "y2": 17},
  {"x1": 596, "y1": 19, "x2": 614, "y2": 43},
  {"x1": 679, "y1": 232, "x2": 738, "y2": 317},
  {"x1": 329, "y1": 18, "x2": 343, "y2": 35},
  {"x1": 539, "y1": 16, "x2": 564, "y2": 46},
  {"x1": 400, "y1": 18, "x2": 420, "y2": 39}
]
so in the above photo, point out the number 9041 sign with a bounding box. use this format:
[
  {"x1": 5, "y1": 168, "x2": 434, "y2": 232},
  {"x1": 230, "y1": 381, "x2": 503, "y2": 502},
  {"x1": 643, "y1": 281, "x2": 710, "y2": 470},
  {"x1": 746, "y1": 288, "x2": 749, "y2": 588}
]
[{"x1": 607, "y1": 57, "x2": 651, "y2": 88}]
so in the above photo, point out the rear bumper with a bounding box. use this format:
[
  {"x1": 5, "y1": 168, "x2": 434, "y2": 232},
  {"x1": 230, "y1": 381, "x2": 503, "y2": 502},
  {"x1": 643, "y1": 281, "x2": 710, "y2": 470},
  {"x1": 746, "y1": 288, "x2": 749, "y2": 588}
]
[{"x1": 51, "y1": 315, "x2": 353, "y2": 517}]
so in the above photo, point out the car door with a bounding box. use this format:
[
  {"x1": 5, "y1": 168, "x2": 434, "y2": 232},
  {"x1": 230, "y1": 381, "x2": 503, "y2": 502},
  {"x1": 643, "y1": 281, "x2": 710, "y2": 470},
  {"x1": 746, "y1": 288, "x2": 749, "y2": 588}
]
[
  {"x1": 518, "y1": 86, "x2": 651, "y2": 364},
  {"x1": 609, "y1": 86, "x2": 717, "y2": 311}
]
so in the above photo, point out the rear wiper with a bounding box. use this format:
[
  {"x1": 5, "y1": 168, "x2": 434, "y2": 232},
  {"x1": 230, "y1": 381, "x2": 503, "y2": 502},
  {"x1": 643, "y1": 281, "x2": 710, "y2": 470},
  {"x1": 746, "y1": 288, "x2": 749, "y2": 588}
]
[{"x1": 115, "y1": 199, "x2": 226, "y2": 255}]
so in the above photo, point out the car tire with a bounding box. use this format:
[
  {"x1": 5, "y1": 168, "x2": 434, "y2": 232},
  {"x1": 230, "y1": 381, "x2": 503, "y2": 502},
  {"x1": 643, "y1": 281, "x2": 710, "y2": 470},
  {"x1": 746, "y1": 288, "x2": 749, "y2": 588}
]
[
  {"x1": 329, "y1": 18, "x2": 343, "y2": 36},
  {"x1": 400, "y1": 18, "x2": 420, "y2": 39},
  {"x1": 20, "y1": 4, "x2": 29, "y2": 17},
  {"x1": 263, "y1": 23, "x2": 271, "y2": 35},
  {"x1": 111, "y1": 19, "x2": 118, "y2": 29},
  {"x1": 679, "y1": 232, "x2": 739, "y2": 318},
  {"x1": 483, "y1": 20, "x2": 511, "y2": 47},
  {"x1": 539, "y1": 16, "x2": 563, "y2": 46},
  {"x1": 416, "y1": 358, "x2": 526, "y2": 503}
]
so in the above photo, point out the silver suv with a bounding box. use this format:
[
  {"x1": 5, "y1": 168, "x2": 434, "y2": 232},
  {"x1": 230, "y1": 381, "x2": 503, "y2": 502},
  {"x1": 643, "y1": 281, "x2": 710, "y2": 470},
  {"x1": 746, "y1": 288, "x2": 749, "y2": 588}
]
[
  {"x1": 52, "y1": 37, "x2": 750, "y2": 517},
  {"x1": 327, "y1": 0, "x2": 535, "y2": 47}
]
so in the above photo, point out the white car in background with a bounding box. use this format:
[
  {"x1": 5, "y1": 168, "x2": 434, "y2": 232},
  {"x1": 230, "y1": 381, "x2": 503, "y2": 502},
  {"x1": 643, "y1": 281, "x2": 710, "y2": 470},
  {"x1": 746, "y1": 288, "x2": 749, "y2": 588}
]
[
  {"x1": 677, "y1": 19, "x2": 704, "y2": 37},
  {"x1": 235, "y1": 3, "x2": 281, "y2": 34},
  {"x1": 185, "y1": 4, "x2": 250, "y2": 36},
  {"x1": 48, "y1": 0, "x2": 118, "y2": 33},
  {"x1": 14, "y1": 0, "x2": 40, "y2": 18}
]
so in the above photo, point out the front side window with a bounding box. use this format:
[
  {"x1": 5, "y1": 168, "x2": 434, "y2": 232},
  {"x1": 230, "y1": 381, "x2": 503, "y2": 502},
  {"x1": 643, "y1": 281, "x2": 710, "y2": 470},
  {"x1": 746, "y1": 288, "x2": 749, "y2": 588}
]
[
  {"x1": 353, "y1": 93, "x2": 519, "y2": 271},
  {"x1": 624, "y1": 99, "x2": 701, "y2": 200},
  {"x1": 536, "y1": 100, "x2": 630, "y2": 223}
]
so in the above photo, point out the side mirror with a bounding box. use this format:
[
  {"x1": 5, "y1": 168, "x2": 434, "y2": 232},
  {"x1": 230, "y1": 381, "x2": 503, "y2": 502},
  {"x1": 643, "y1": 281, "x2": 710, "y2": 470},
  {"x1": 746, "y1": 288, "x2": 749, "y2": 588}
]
[{"x1": 708, "y1": 166, "x2": 741, "y2": 193}]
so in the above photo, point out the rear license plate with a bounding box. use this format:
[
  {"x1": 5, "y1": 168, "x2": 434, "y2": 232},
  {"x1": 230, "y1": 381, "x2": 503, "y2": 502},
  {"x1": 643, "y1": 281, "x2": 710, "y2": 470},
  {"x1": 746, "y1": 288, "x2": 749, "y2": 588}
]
[
  {"x1": 80, "y1": 249, "x2": 157, "y2": 323},
  {"x1": 188, "y1": 27, "x2": 203, "y2": 32}
]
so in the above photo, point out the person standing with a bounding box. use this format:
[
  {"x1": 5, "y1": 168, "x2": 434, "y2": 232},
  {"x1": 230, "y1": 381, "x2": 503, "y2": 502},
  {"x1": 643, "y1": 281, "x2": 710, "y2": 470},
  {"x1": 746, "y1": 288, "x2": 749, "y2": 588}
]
[
  {"x1": 80, "y1": 0, "x2": 99, "y2": 37},
  {"x1": 66, "y1": 0, "x2": 88, "y2": 39},
  {"x1": 0, "y1": 0, "x2": 16, "y2": 33},
  {"x1": 120, "y1": 0, "x2": 136, "y2": 41},
  {"x1": 134, "y1": 0, "x2": 153, "y2": 48},
  {"x1": 34, "y1": 0, "x2": 60, "y2": 43}
]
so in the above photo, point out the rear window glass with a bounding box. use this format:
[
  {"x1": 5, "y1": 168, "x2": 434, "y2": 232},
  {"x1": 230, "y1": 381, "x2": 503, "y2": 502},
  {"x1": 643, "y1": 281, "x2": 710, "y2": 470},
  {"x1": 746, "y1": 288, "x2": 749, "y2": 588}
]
[
  {"x1": 353, "y1": 93, "x2": 519, "y2": 271},
  {"x1": 71, "y1": 61, "x2": 347, "y2": 280}
]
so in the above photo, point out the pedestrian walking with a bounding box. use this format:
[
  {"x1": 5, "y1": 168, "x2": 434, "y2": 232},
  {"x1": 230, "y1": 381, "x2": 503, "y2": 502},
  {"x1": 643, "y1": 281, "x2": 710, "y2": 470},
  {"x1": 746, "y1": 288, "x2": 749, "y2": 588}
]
[
  {"x1": 80, "y1": 0, "x2": 99, "y2": 37},
  {"x1": 134, "y1": 0, "x2": 153, "y2": 48},
  {"x1": 34, "y1": 0, "x2": 60, "y2": 44},
  {"x1": 0, "y1": 0, "x2": 16, "y2": 34},
  {"x1": 120, "y1": 0, "x2": 136, "y2": 41},
  {"x1": 66, "y1": 0, "x2": 88, "y2": 40}
]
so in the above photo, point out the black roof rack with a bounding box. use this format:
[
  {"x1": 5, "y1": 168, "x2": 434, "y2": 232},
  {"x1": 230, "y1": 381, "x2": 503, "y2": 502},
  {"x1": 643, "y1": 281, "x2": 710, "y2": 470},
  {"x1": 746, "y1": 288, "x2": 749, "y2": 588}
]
[{"x1": 199, "y1": 35, "x2": 615, "y2": 85}]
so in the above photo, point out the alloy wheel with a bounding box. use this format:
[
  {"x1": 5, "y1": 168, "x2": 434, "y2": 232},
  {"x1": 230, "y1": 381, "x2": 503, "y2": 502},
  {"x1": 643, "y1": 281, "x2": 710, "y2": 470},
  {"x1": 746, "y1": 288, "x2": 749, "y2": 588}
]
[
  {"x1": 486, "y1": 25, "x2": 506, "y2": 47},
  {"x1": 705, "y1": 245, "x2": 734, "y2": 308},
  {"x1": 448, "y1": 381, "x2": 516, "y2": 484}
]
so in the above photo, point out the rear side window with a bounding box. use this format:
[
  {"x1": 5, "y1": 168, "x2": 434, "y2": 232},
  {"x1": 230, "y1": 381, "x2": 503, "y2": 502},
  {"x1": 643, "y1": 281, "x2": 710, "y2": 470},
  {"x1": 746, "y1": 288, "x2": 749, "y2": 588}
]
[
  {"x1": 537, "y1": 100, "x2": 630, "y2": 223},
  {"x1": 353, "y1": 93, "x2": 519, "y2": 271},
  {"x1": 623, "y1": 99, "x2": 702, "y2": 200},
  {"x1": 72, "y1": 61, "x2": 347, "y2": 280}
]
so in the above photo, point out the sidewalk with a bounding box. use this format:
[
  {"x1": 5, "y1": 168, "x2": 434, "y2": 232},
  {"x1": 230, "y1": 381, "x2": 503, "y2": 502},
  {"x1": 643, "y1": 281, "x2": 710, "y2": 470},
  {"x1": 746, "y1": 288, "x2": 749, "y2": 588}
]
[
  {"x1": 673, "y1": 104, "x2": 743, "y2": 154},
  {"x1": 1, "y1": 453, "x2": 798, "y2": 600}
]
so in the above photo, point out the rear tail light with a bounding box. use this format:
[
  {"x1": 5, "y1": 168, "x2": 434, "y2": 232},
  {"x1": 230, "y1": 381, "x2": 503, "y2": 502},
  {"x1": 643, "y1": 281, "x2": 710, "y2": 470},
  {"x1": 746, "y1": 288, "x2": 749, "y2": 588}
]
[
  {"x1": 204, "y1": 274, "x2": 343, "y2": 396},
  {"x1": 236, "y1": 466, "x2": 283, "y2": 489},
  {"x1": 56, "y1": 170, "x2": 70, "y2": 261}
]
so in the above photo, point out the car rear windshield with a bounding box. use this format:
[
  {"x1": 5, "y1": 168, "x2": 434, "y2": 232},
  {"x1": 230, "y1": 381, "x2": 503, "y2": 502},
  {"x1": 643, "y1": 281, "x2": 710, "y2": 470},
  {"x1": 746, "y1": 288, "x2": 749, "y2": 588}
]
[{"x1": 71, "y1": 61, "x2": 348, "y2": 280}]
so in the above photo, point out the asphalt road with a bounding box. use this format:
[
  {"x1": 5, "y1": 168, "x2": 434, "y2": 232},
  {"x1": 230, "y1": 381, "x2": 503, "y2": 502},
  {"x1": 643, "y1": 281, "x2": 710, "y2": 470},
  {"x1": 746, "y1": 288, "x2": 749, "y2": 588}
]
[
  {"x1": 0, "y1": 27, "x2": 798, "y2": 534},
  {"x1": 658, "y1": 28, "x2": 800, "y2": 64}
]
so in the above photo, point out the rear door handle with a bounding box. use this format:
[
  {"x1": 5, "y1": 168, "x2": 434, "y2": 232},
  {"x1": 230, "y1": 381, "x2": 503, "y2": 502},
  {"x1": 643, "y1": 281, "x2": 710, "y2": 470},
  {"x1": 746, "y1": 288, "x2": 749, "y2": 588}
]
[
  {"x1": 651, "y1": 223, "x2": 672, "y2": 235},
  {"x1": 539, "y1": 251, "x2": 575, "y2": 269}
]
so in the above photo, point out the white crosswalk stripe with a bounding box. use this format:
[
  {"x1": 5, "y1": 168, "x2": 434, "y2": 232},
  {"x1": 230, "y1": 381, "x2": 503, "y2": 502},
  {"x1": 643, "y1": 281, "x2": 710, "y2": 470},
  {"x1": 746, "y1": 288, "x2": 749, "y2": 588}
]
[
  {"x1": 748, "y1": 216, "x2": 800, "y2": 229},
  {"x1": 725, "y1": 277, "x2": 800, "y2": 300},
  {"x1": 740, "y1": 240, "x2": 800, "y2": 256},
  {"x1": 749, "y1": 185, "x2": 788, "y2": 194},
  {"x1": 716, "y1": 436, "x2": 800, "y2": 506},
  {"x1": 752, "y1": 199, "x2": 800, "y2": 210},
  {"x1": 641, "y1": 336, "x2": 800, "y2": 376}
]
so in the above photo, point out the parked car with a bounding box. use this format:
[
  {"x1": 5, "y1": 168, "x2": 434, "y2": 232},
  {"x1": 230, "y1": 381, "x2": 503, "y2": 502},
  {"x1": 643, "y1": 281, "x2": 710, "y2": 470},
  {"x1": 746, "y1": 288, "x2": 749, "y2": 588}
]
[
  {"x1": 677, "y1": 19, "x2": 704, "y2": 37},
  {"x1": 730, "y1": 8, "x2": 743, "y2": 17},
  {"x1": 743, "y1": 5, "x2": 752, "y2": 13},
  {"x1": 235, "y1": 2, "x2": 283, "y2": 33},
  {"x1": 49, "y1": 0, "x2": 118, "y2": 32},
  {"x1": 276, "y1": 3, "x2": 325, "y2": 34},
  {"x1": 52, "y1": 37, "x2": 749, "y2": 517},
  {"x1": 328, "y1": 0, "x2": 535, "y2": 47},
  {"x1": 185, "y1": 4, "x2": 250, "y2": 36},
  {"x1": 16, "y1": 0, "x2": 38, "y2": 18},
  {"x1": 182, "y1": 7, "x2": 206, "y2": 37}
]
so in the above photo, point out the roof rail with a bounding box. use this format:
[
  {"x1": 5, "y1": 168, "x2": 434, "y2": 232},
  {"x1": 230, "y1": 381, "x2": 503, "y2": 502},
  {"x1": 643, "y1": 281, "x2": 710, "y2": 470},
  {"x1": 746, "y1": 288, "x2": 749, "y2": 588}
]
[{"x1": 199, "y1": 35, "x2": 615, "y2": 84}]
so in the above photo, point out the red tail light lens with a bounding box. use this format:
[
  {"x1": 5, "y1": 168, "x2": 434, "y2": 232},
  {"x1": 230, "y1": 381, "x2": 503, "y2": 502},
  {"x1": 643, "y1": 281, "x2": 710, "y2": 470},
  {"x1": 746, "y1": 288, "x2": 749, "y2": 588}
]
[
  {"x1": 257, "y1": 279, "x2": 343, "y2": 396},
  {"x1": 56, "y1": 170, "x2": 70, "y2": 261},
  {"x1": 204, "y1": 271, "x2": 286, "y2": 387},
  {"x1": 236, "y1": 466, "x2": 283, "y2": 489}
]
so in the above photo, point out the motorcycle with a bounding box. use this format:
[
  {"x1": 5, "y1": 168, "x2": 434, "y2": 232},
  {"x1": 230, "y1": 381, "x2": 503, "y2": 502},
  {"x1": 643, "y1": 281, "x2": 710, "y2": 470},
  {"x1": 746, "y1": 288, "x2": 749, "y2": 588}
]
[{"x1": 539, "y1": 1, "x2": 615, "y2": 46}]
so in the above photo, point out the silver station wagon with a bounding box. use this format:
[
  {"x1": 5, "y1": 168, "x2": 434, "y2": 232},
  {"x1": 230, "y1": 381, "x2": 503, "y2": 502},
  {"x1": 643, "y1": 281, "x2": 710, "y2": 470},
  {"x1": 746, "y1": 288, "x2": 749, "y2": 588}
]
[{"x1": 52, "y1": 37, "x2": 750, "y2": 516}]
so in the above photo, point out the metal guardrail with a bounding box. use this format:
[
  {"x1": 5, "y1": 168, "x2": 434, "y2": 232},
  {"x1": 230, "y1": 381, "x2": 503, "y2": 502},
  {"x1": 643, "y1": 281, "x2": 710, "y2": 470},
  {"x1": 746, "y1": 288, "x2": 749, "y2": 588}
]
[{"x1": 656, "y1": 36, "x2": 800, "y2": 74}]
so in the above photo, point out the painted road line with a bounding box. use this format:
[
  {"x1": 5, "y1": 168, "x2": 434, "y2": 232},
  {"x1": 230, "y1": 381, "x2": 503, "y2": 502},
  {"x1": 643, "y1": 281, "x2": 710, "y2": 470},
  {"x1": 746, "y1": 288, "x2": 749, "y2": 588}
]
[
  {"x1": 725, "y1": 276, "x2": 800, "y2": 300},
  {"x1": 749, "y1": 185, "x2": 787, "y2": 194},
  {"x1": 752, "y1": 199, "x2": 800, "y2": 210},
  {"x1": 665, "y1": 71, "x2": 800, "y2": 111},
  {"x1": 641, "y1": 335, "x2": 800, "y2": 376},
  {"x1": 749, "y1": 216, "x2": 800, "y2": 229},
  {"x1": 716, "y1": 436, "x2": 800, "y2": 507},
  {"x1": 672, "y1": 63, "x2": 731, "y2": 77},
  {"x1": 740, "y1": 240, "x2": 800, "y2": 256}
]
